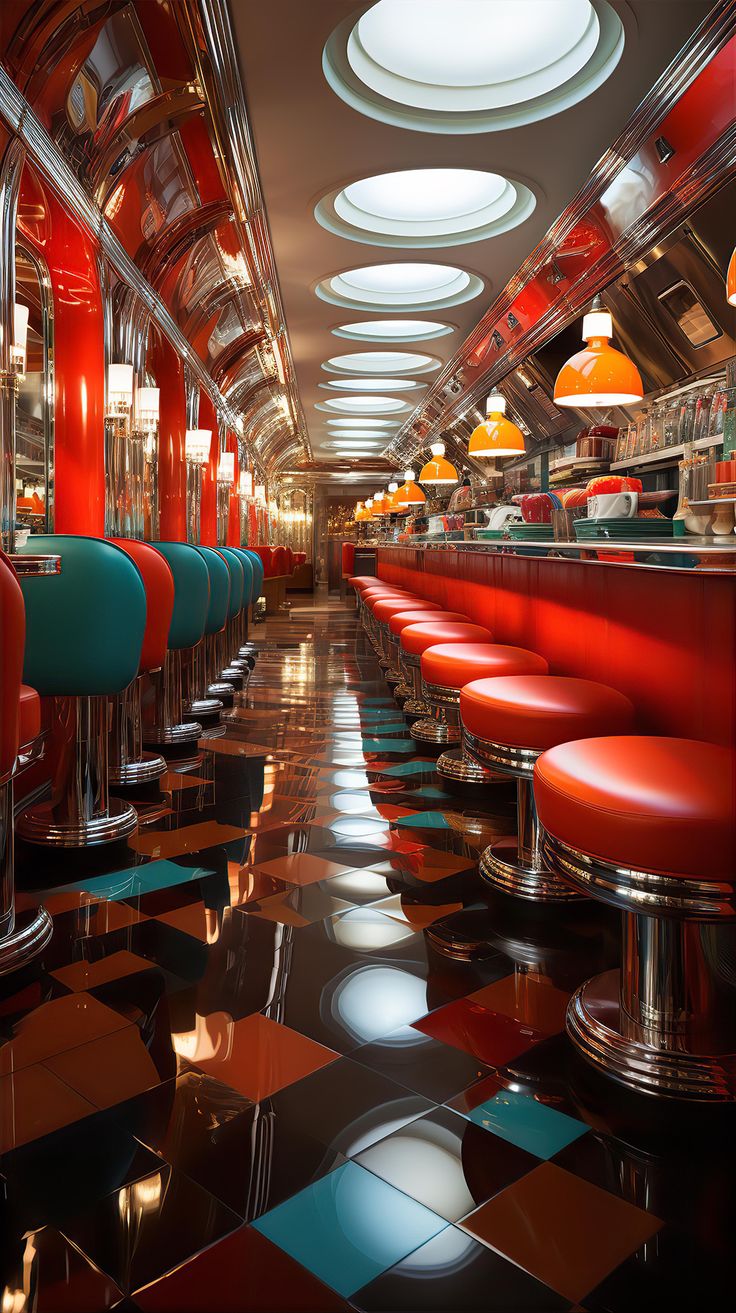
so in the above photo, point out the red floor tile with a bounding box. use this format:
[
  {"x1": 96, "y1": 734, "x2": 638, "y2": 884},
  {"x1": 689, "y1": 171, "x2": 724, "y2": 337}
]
[
  {"x1": 0, "y1": 1064, "x2": 95, "y2": 1152},
  {"x1": 190, "y1": 1012, "x2": 339, "y2": 1101},
  {"x1": 415, "y1": 998, "x2": 547, "y2": 1068},
  {"x1": 43, "y1": 1024, "x2": 174, "y2": 1109},
  {"x1": 0, "y1": 993, "x2": 130, "y2": 1075}
]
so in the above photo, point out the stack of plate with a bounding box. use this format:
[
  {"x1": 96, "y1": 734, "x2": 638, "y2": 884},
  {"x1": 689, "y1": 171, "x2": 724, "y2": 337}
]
[
  {"x1": 574, "y1": 517, "x2": 675, "y2": 542},
  {"x1": 508, "y1": 523, "x2": 555, "y2": 541}
]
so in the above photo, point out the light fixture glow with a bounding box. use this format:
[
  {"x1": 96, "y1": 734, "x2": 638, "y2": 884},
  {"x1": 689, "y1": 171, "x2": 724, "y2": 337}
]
[
  {"x1": 316, "y1": 262, "x2": 483, "y2": 311},
  {"x1": 395, "y1": 469, "x2": 426, "y2": 506},
  {"x1": 317, "y1": 168, "x2": 535, "y2": 248},
  {"x1": 239, "y1": 470, "x2": 253, "y2": 497},
  {"x1": 134, "y1": 386, "x2": 160, "y2": 428},
  {"x1": 106, "y1": 363, "x2": 134, "y2": 416},
  {"x1": 333, "y1": 319, "x2": 454, "y2": 342},
  {"x1": 327, "y1": 417, "x2": 401, "y2": 429},
  {"x1": 727, "y1": 246, "x2": 736, "y2": 306},
  {"x1": 11, "y1": 302, "x2": 29, "y2": 379},
  {"x1": 469, "y1": 391, "x2": 526, "y2": 457},
  {"x1": 323, "y1": 0, "x2": 625, "y2": 135},
  {"x1": 217, "y1": 451, "x2": 235, "y2": 484},
  {"x1": 553, "y1": 296, "x2": 644, "y2": 407},
  {"x1": 419, "y1": 442, "x2": 458, "y2": 485},
  {"x1": 316, "y1": 395, "x2": 411, "y2": 414},
  {"x1": 323, "y1": 375, "x2": 424, "y2": 393},
  {"x1": 324, "y1": 351, "x2": 440, "y2": 375},
  {"x1": 185, "y1": 428, "x2": 212, "y2": 464}
]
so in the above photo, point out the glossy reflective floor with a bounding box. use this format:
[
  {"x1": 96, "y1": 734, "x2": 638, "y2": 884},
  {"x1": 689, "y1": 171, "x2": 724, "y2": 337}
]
[{"x1": 2, "y1": 593, "x2": 734, "y2": 1311}]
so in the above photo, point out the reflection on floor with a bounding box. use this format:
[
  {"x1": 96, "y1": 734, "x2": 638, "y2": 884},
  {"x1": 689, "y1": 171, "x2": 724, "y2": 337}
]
[{"x1": 1, "y1": 594, "x2": 733, "y2": 1311}]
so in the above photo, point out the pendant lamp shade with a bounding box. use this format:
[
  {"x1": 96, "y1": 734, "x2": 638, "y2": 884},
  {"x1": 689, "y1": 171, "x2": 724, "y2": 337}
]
[
  {"x1": 395, "y1": 469, "x2": 426, "y2": 507},
  {"x1": 727, "y1": 246, "x2": 736, "y2": 306},
  {"x1": 469, "y1": 391, "x2": 525, "y2": 457},
  {"x1": 419, "y1": 442, "x2": 458, "y2": 484},
  {"x1": 554, "y1": 297, "x2": 643, "y2": 407}
]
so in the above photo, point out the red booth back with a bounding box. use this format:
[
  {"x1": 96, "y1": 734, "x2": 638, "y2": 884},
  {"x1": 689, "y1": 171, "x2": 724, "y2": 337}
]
[
  {"x1": 0, "y1": 552, "x2": 25, "y2": 778},
  {"x1": 255, "y1": 546, "x2": 275, "y2": 577},
  {"x1": 342, "y1": 542, "x2": 356, "y2": 577},
  {"x1": 377, "y1": 547, "x2": 735, "y2": 748},
  {"x1": 109, "y1": 540, "x2": 175, "y2": 672},
  {"x1": 271, "y1": 546, "x2": 287, "y2": 576}
]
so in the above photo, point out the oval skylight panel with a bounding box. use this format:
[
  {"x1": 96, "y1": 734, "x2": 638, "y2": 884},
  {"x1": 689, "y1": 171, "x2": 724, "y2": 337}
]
[
  {"x1": 321, "y1": 376, "x2": 424, "y2": 392},
  {"x1": 333, "y1": 319, "x2": 454, "y2": 342},
  {"x1": 316, "y1": 394, "x2": 412, "y2": 414},
  {"x1": 323, "y1": 0, "x2": 624, "y2": 134},
  {"x1": 327, "y1": 417, "x2": 401, "y2": 429},
  {"x1": 324, "y1": 351, "x2": 440, "y2": 375},
  {"x1": 316, "y1": 167, "x2": 535, "y2": 247},
  {"x1": 316, "y1": 262, "x2": 483, "y2": 311}
]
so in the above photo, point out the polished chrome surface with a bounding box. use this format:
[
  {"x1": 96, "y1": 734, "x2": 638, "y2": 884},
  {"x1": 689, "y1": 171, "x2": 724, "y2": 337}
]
[
  {"x1": 145, "y1": 648, "x2": 203, "y2": 747},
  {"x1": 435, "y1": 746, "x2": 497, "y2": 786},
  {"x1": 0, "y1": 137, "x2": 24, "y2": 552},
  {"x1": 0, "y1": 903, "x2": 54, "y2": 977},
  {"x1": 463, "y1": 729, "x2": 539, "y2": 778},
  {"x1": 7, "y1": 553, "x2": 60, "y2": 576},
  {"x1": 479, "y1": 766, "x2": 583, "y2": 902},
  {"x1": 109, "y1": 678, "x2": 166, "y2": 787}
]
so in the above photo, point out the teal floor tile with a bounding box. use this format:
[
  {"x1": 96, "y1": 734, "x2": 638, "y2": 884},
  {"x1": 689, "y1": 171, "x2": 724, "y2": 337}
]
[
  {"x1": 362, "y1": 738, "x2": 415, "y2": 754},
  {"x1": 59, "y1": 858, "x2": 215, "y2": 902},
  {"x1": 379, "y1": 760, "x2": 438, "y2": 777},
  {"x1": 464, "y1": 1089, "x2": 588, "y2": 1159},
  {"x1": 392, "y1": 810, "x2": 453, "y2": 830},
  {"x1": 252, "y1": 1161, "x2": 448, "y2": 1297}
]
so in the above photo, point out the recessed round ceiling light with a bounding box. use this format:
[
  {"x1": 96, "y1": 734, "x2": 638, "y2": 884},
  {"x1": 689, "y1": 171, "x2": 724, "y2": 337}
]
[
  {"x1": 324, "y1": 439, "x2": 383, "y2": 448},
  {"x1": 333, "y1": 319, "x2": 454, "y2": 343},
  {"x1": 326, "y1": 420, "x2": 400, "y2": 433},
  {"x1": 316, "y1": 262, "x2": 482, "y2": 311},
  {"x1": 315, "y1": 394, "x2": 412, "y2": 414},
  {"x1": 321, "y1": 376, "x2": 424, "y2": 392},
  {"x1": 324, "y1": 351, "x2": 440, "y2": 376},
  {"x1": 316, "y1": 167, "x2": 535, "y2": 248},
  {"x1": 324, "y1": 0, "x2": 624, "y2": 134}
]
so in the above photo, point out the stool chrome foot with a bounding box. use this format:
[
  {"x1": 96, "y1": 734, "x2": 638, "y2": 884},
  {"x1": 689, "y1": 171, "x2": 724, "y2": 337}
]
[
  {"x1": 436, "y1": 748, "x2": 497, "y2": 787},
  {"x1": 567, "y1": 969, "x2": 736, "y2": 1102},
  {"x1": 190, "y1": 696, "x2": 223, "y2": 716},
  {"x1": 109, "y1": 751, "x2": 166, "y2": 786},
  {"x1": 394, "y1": 682, "x2": 412, "y2": 704},
  {"x1": 0, "y1": 906, "x2": 53, "y2": 976},
  {"x1": 17, "y1": 797, "x2": 138, "y2": 848},
  {"x1": 403, "y1": 698, "x2": 431, "y2": 717},
  {"x1": 409, "y1": 717, "x2": 460, "y2": 746},
  {"x1": 145, "y1": 719, "x2": 202, "y2": 747},
  {"x1": 480, "y1": 836, "x2": 585, "y2": 902}
]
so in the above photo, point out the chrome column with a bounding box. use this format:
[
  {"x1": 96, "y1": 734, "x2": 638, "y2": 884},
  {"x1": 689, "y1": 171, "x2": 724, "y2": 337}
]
[{"x1": 0, "y1": 138, "x2": 24, "y2": 553}]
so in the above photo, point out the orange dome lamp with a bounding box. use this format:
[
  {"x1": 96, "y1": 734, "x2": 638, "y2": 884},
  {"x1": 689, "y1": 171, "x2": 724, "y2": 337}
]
[
  {"x1": 372, "y1": 490, "x2": 387, "y2": 515},
  {"x1": 468, "y1": 391, "x2": 526, "y2": 457},
  {"x1": 727, "y1": 246, "x2": 736, "y2": 306},
  {"x1": 395, "y1": 469, "x2": 426, "y2": 507},
  {"x1": 554, "y1": 296, "x2": 643, "y2": 408},
  {"x1": 385, "y1": 480, "x2": 399, "y2": 511},
  {"x1": 419, "y1": 442, "x2": 458, "y2": 485}
]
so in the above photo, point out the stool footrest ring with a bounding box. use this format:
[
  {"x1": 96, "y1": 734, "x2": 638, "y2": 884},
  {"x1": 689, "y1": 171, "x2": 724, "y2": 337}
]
[{"x1": 480, "y1": 837, "x2": 585, "y2": 903}]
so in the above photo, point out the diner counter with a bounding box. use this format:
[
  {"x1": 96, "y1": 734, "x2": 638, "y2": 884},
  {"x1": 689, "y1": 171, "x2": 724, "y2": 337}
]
[
  {"x1": 362, "y1": 537, "x2": 736, "y2": 575},
  {"x1": 372, "y1": 541, "x2": 735, "y2": 750}
]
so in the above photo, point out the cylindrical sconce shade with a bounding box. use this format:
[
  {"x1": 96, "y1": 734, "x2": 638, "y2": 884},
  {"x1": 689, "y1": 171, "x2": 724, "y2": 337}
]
[{"x1": 185, "y1": 428, "x2": 212, "y2": 464}]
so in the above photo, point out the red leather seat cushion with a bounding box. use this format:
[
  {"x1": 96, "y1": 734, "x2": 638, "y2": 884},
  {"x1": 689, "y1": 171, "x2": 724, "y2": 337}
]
[
  {"x1": 372, "y1": 598, "x2": 441, "y2": 623},
  {"x1": 389, "y1": 610, "x2": 469, "y2": 636},
  {"x1": 350, "y1": 576, "x2": 380, "y2": 590},
  {"x1": 535, "y1": 736, "x2": 736, "y2": 880},
  {"x1": 422, "y1": 643, "x2": 549, "y2": 689},
  {"x1": 461, "y1": 676, "x2": 634, "y2": 751},
  {"x1": 401, "y1": 621, "x2": 493, "y2": 657},
  {"x1": 365, "y1": 591, "x2": 416, "y2": 611},
  {"x1": 110, "y1": 539, "x2": 175, "y2": 672},
  {"x1": 19, "y1": 684, "x2": 40, "y2": 745}
]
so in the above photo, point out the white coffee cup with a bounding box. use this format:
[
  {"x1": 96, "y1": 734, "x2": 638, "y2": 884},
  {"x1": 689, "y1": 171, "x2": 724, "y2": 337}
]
[{"x1": 588, "y1": 491, "x2": 638, "y2": 520}]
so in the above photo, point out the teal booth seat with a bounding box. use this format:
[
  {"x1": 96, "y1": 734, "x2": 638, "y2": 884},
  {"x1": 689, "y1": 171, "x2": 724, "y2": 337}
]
[
  {"x1": 218, "y1": 548, "x2": 244, "y2": 619},
  {"x1": 228, "y1": 548, "x2": 254, "y2": 607},
  {"x1": 195, "y1": 547, "x2": 230, "y2": 634},
  {"x1": 18, "y1": 535, "x2": 146, "y2": 697},
  {"x1": 240, "y1": 548, "x2": 264, "y2": 602},
  {"x1": 152, "y1": 542, "x2": 210, "y2": 650}
]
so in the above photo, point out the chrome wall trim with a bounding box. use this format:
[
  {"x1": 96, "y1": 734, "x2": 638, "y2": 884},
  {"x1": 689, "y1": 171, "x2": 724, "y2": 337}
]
[
  {"x1": 462, "y1": 729, "x2": 539, "y2": 777},
  {"x1": 0, "y1": 136, "x2": 24, "y2": 552}
]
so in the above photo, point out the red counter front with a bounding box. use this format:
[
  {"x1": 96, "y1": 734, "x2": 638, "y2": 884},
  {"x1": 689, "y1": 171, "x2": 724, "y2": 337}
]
[{"x1": 377, "y1": 547, "x2": 735, "y2": 748}]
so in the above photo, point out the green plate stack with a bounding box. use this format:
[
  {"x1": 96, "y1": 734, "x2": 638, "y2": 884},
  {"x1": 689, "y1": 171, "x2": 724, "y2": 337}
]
[
  {"x1": 574, "y1": 517, "x2": 675, "y2": 542},
  {"x1": 508, "y1": 523, "x2": 555, "y2": 541}
]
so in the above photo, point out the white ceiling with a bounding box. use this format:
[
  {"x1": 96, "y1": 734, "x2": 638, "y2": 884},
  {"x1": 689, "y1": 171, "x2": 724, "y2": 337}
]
[{"x1": 231, "y1": 0, "x2": 711, "y2": 470}]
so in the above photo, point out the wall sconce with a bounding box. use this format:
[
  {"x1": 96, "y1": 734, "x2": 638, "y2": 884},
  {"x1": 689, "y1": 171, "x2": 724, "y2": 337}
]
[
  {"x1": 11, "y1": 303, "x2": 29, "y2": 381},
  {"x1": 106, "y1": 363, "x2": 134, "y2": 419},
  {"x1": 185, "y1": 428, "x2": 211, "y2": 544},
  {"x1": 254, "y1": 483, "x2": 266, "y2": 504},
  {"x1": 217, "y1": 451, "x2": 235, "y2": 484},
  {"x1": 239, "y1": 470, "x2": 253, "y2": 498},
  {"x1": 104, "y1": 363, "x2": 134, "y2": 537},
  {"x1": 216, "y1": 450, "x2": 235, "y2": 546},
  {"x1": 133, "y1": 385, "x2": 160, "y2": 540}
]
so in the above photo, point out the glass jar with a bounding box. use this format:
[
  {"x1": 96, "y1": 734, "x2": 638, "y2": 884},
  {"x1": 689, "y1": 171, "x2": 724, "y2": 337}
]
[
  {"x1": 679, "y1": 391, "x2": 697, "y2": 444},
  {"x1": 708, "y1": 381, "x2": 728, "y2": 437},
  {"x1": 693, "y1": 383, "x2": 716, "y2": 443},
  {"x1": 648, "y1": 401, "x2": 665, "y2": 454},
  {"x1": 663, "y1": 395, "x2": 681, "y2": 447}
]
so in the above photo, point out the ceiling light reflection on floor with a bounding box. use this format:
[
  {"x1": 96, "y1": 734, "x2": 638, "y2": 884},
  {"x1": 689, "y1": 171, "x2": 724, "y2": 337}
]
[{"x1": 316, "y1": 262, "x2": 483, "y2": 312}]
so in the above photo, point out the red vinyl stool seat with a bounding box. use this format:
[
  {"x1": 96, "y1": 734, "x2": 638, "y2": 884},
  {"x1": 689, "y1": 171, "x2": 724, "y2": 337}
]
[
  {"x1": 371, "y1": 597, "x2": 441, "y2": 676},
  {"x1": 387, "y1": 610, "x2": 471, "y2": 702},
  {"x1": 361, "y1": 589, "x2": 418, "y2": 652},
  {"x1": 19, "y1": 685, "x2": 41, "y2": 747},
  {"x1": 536, "y1": 736, "x2": 736, "y2": 1101},
  {"x1": 411, "y1": 643, "x2": 548, "y2": 779},
  {"x1": 460, "y1": 675, "x2": 634, "y2": 902},
  {"x1": 399, "y1": 622, "x2": 493, "y2": 717}
]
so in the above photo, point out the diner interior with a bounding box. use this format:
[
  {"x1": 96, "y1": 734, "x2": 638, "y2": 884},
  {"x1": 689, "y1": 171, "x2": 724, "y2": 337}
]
[{"x1": 0, "y1": 1, "x2": 735, "y2": 1310}]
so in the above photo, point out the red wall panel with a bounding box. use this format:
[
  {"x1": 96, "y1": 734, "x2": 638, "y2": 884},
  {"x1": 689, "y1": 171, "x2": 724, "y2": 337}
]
[{"x1": 377, "y1": 548, "x2": 735, "y2": 747}]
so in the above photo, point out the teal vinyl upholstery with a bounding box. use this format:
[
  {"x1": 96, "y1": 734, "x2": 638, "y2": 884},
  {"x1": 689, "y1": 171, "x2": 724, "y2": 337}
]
[
  {"x1": 18, "y1": 535, "x2": 146, "y2": 696},
  {"x1": 241, "y1": 549, "x2": 264, "y2": 602},
  {"x1": 228, "y1": 548, "x2": 254, "y2": 607},
  {"x1": 195, "y1": 546, "x2": 230, "y2": 634},
  {"x1": 151, "y1": 542, "x2": 210, "y2": 650},
  {"x1": 218, "y1": 548, "x2": 244, "y2": 618}
]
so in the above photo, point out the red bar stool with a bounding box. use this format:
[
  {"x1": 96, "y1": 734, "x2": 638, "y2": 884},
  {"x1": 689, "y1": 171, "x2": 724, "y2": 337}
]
[
  {"x1": 389, "y1": 611, "x2": 471, "y2": 704},
  {"x1": 410, "y1": 641, "x2": 548, "y2": 768},
  {"x1": 536, "y1": 736, "x2": 736, "y2": 1101},
  {"x1": 371, "y1": 596, "x2": 442, "y2": 674},
  {"x1": 108, "y1": 539, "x2": 175, "y2": 788},
  {"x1": 362, "y1": 589, "x2": 417, "y2": 649},
  {"x1": 460, "y1": 676, "x2": 635, "y2": 901},
  {"x1": 400, "y1": 621, "x2": 494, "y2": 717}
]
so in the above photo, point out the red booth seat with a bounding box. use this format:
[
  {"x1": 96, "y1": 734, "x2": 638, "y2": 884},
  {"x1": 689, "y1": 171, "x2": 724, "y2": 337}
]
[
  {"x1": 19, "y1": 685, "x2": 41, "y2": 745},
  {"x1": 342, "y1": 542, "x2": 356, "y2": 577}
]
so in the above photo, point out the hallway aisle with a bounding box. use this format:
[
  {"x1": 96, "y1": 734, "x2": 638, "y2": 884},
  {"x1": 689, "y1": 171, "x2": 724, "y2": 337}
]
[{"x1": 1, "y1": 598, "x2": 729, "y2": 1312}]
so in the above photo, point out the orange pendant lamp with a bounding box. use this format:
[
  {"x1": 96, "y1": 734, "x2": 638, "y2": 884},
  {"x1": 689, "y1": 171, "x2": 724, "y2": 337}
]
[
  {"x1": 468, "y1": 391, "x2": 525, "y2": 457},
  {"x1": 419, "y1": 441, "x2": 458, "y2": 485},
  {"x1": 554, "y1": 296, "x2": 643, "y2": 408},
  {"x1": 384, "y1": 480, "x2": 399, "y2": 511},
  {"x1": 364, "y1": 497, "x2": 374, "y2": 519},
  {"x1": 372, "y1": 489, "x2": 387, "y2": 515},
  {"x1": 727, "y1": 246, "x2": 736, "y2": 306},
  {"x1": 395, "y1": 469, "x2": 426, "y2": 507}
]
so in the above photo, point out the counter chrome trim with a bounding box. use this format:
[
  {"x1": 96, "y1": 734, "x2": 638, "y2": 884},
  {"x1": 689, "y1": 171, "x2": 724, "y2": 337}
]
[{"x1": 462, "y1": 729, "x2": 539, "y2": 778}]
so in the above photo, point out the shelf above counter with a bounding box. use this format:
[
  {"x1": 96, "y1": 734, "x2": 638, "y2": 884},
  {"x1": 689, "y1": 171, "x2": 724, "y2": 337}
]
[
  {"x1": 372, "y1": 535, "x2": 736, "y2": 574},
  {"x1": 610, "y1": 434, "x2": 723, "y2": 471}
]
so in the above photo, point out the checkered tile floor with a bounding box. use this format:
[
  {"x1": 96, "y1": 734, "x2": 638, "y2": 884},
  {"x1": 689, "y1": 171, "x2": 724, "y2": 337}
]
[{"x1": 2, "y1": 594, "x2": 732, "y2": 1311}]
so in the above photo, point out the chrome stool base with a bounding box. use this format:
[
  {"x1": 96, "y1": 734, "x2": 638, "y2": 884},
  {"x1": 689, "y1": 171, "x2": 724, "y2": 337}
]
[
  {"x1": 409, "y1": 717, "x2": 460, "y2": 746},
  {"x1": 394, "y1": 682, "x2": 412, "y2": 704},
  {"x1": 402, "y1": 698, "x2": 431, "y2": 718},
  {"x1": 436, "y1": 748, "x2": 496, "y2": 787},
  {"x1": 145, "y1": 719, "x2": 202, "y2": 747},
  {"x1": 110, "y1": 750, "x2": 166, "y2": 786},
  {"x1": 0, "y1": 906, "x2": 54, "y2": 976},
  {"x1": 480, "y1": 836, "x2": 585, "y2": 903},
  {"x1": 17, "y1": 797, "x2": 138, "y2": 848},
  {"x1": 567, "y1": 969, "x2": 736, "y2": 1102}
]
